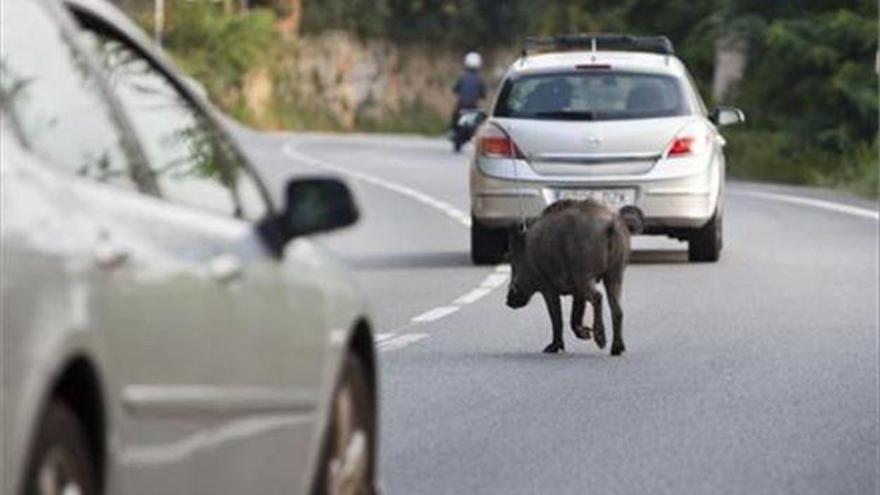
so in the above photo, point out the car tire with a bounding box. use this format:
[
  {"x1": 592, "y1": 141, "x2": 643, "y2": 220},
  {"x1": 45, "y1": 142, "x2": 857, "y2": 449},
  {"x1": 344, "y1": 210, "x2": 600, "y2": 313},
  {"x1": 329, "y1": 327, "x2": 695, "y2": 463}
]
[
  {"x1": 24, "y1": 399, "x2": 98, "y2": 495},
  {"x1": 688, "y1": 211, "x2": 722, "y2": 262},
  {"x1": 313, "y1": 353, "x2": 376, "y2": 495},
  {"x1": 471, "y1": 217, "x2": 507, "y2": 265}
]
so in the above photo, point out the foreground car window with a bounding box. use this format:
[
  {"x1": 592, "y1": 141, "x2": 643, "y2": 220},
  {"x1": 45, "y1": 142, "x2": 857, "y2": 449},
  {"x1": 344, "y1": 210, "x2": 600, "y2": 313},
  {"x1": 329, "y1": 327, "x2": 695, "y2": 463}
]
[
  {"x1": 0, "y1": 0, "x2": 134, "y2": 186},
  {"x1": 494, "y1": 71, "x2": 687, "y2": 121},
  {"x1": 81, "y1": 30, "x2": 242, "y2": 217}
]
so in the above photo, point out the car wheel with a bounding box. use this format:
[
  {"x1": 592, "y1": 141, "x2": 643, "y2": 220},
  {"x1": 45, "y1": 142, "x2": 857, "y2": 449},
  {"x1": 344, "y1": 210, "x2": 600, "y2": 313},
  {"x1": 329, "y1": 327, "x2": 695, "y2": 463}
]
[
  {"x1": 688, "y1": 211, "x2": 722, "y2": 262},
  {"x1": 24, "y1": 400, "x2": 97, "y2": 495},
  {"x1": 471, "y1": 217, "x2": 507, "y2": 265},
  {"x1": 314, "y1": 353, "x2": 376, "y2": 495}
]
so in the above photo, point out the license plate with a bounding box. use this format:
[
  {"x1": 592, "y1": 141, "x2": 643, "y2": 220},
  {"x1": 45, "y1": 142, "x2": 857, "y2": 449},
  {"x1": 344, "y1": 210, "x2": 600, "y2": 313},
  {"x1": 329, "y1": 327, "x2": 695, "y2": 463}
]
[{"x1": 552, "y1": 188, "x2": 636, "y2": 209}]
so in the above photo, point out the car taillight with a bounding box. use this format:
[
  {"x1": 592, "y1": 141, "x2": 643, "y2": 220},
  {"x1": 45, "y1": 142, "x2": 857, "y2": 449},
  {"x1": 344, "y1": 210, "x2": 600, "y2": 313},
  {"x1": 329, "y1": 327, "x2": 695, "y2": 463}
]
[
  {"x1": 478, "y1": 125, "x2": 525, "y2": 159},
  {"x1": 664, "y1": 122, "x2": 711, "y2": 159},
  {"x1": 667, "y1": 136, "x2": 694, "y2": 156}
]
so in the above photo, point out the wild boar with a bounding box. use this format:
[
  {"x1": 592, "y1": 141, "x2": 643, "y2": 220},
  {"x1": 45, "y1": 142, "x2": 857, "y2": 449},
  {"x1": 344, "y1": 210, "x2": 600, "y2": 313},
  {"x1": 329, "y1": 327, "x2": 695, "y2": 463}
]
[{"x1": 506, "y1": 199, "x2": 641, "y2": 355}]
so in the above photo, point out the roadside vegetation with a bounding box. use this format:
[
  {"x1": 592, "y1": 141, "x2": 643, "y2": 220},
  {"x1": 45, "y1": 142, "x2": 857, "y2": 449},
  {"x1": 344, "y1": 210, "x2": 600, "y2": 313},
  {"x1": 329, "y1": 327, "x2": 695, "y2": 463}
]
[{"x1": 134, "y1": 0, "x2": 877, "y2": 197}]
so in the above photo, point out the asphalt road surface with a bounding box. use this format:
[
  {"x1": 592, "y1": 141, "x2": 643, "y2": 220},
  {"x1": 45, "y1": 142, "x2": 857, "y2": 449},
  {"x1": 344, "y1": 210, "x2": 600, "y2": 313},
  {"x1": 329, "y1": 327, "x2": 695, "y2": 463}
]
[{"x1": 237, "y1": 129, "x2": 879, "y2": 495}]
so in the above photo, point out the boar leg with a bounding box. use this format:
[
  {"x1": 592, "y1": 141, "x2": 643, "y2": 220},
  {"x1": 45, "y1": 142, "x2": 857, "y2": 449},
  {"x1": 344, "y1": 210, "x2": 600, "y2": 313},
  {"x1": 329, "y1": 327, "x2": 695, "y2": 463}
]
[
  {"x1": 590, "y1": 288, "x2": 607, "y2": 349},
  {"x1": 570, "y1": 294, "x2": 591, "y2": 340},
  {"x1": 604, "y1": 276, "x2": 625, "y2": 356},
  {"x1": 541, "y1": 291, "x2": 565, "y2": 353},
  {"x1": 571, "y1": 283, "x2": 602, "y2": 342}
]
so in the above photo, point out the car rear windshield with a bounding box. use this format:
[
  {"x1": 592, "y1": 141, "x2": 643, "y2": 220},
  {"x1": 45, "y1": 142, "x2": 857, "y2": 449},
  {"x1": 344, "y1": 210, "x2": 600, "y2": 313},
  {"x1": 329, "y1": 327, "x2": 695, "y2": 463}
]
[{"x1": 494, "y1": 71, "x2": 688, "y2": 121}]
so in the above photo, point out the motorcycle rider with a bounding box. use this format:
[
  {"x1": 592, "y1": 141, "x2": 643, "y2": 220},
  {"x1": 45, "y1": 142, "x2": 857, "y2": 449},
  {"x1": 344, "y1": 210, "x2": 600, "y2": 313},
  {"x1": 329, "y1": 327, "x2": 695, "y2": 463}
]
[{"x1": 451, "y1": 52, "x2": 486, "y2": 132}]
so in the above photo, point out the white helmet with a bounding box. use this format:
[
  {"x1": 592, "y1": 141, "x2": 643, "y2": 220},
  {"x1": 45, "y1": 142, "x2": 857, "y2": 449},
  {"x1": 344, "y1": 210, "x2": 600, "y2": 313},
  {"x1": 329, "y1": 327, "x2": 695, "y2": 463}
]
[{"x1": 464, "y1": 52, "x2": 482, "y2": 70}]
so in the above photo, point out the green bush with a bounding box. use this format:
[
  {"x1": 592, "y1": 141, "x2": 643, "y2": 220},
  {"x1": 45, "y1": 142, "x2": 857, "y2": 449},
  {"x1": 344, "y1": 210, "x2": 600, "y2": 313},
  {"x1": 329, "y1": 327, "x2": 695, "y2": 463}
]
[
  {"x1": 726, "y1": 129, "x2": 878, "y2": 198},
  {"x1": 157, "y1": 1, "x2": 279, "y2": 123}
]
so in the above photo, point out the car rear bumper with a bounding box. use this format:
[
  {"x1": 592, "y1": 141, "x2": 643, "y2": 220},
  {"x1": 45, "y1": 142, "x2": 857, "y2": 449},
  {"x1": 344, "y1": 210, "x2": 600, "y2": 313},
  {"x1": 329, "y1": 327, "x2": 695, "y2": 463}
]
[{"x1": 470, "y1": 155, "x2": 722, "y2": 231}]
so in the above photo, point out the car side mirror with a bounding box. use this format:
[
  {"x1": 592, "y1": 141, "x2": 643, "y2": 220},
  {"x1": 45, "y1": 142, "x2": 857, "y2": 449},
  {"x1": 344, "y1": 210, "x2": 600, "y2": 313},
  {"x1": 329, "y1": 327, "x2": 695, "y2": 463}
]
[
  {"x1": 458, "y1": 109, "x2": 487, "y2": 129},
  {"x1": 710, "y1": 106, "x2": 745, "y2": 126},
  {"x1": 281, "y1": 177, "x2": 359, "y2": 241}
]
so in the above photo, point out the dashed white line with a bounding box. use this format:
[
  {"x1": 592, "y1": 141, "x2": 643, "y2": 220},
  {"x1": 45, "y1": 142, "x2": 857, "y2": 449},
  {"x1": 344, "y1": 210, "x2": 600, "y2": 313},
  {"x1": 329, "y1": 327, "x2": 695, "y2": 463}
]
[
  {"x1": 732, "y1": 190, "x2": 879, "y2": 221},
  {"x1": 480, "y1": 273, "x2": 510, "y2": 289},
  {"x1": 454, "y1": 288, "x2": 493, "y2": 305},
  {"x1": 378, "y1": 333, "x2": 429, "y2": 352},
  {"x1": 453, "y1": 267, "x2": 514, "y2": 304},
  {"x1": 411, "y1": 306, "x2": 460, "y2": 323}
]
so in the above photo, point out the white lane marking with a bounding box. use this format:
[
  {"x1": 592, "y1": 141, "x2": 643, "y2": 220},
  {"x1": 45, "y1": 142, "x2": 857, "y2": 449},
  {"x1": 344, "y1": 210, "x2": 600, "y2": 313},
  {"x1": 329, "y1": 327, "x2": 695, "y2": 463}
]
[
  {"x1": 733, "y1": 190, "x2": 879, "y2": 221},
  {"x1": 378, "y1": 333, "x2": 429, "y2": 352},
  {"x1": 481, "y1": 273, "x2": 510, "y2": 289},
  {"x1": 282, "y1": 143, "x2": 471, "y2": 227},
  {"x1": 454, "y1": 287, "x2": 493, "y2": 305},
  {"x1": 375, "y1": 333, "x2": 396, "y2": 343},
  {"x1": 411, "y1": 306, "x2": 460, "y2": 323}
]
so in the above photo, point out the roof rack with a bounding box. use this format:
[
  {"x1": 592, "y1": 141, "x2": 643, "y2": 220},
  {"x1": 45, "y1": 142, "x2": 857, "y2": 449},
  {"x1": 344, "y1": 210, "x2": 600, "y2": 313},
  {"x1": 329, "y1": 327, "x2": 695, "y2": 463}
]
[{"x1": 523, "y1": 34, "x2": 674, "y2": 57}]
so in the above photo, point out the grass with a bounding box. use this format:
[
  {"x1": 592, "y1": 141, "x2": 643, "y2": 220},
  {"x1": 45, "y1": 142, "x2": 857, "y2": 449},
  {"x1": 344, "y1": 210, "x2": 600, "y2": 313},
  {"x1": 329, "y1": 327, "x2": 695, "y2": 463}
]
[
  {"x1": 725, "y1": 129, "x2": 879, "y2": 199},
  {"x1": 353, "y1": 98, "x2": 448, "y2": 135}
]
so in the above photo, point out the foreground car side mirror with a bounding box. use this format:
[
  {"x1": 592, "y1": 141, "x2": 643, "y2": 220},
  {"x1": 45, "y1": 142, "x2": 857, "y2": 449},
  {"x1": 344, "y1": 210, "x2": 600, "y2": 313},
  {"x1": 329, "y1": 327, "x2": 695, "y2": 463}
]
[
  {"x1": 710, "y1": 106, "x2": 745, "y2": 126},
  {"x1": 281, "y1": 177, "x2": 359, "y2": 241}
]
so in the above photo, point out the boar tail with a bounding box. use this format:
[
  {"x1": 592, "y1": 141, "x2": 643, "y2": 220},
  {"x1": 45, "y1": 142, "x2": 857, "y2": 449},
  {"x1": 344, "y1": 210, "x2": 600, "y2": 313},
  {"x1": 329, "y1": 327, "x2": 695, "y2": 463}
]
[{"x1": 607, "y1": 218, "x2": 629, "y2": 264}]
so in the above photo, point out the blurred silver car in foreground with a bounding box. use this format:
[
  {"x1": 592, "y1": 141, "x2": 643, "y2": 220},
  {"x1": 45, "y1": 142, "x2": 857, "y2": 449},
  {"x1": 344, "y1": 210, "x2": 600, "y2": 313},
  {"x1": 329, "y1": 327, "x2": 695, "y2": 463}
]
[
  {"x1": 469, "y1": 35, "x2": 744, "y2": 264},
  {"x1": 1, "y1": 0, "x2": 378, "y2": 493}
]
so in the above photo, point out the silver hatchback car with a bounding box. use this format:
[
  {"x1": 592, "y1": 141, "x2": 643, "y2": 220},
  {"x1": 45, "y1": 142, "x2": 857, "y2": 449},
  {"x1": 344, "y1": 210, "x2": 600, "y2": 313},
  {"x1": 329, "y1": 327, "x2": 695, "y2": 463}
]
[
  {"x1": 469, "y1": 35, "x2": 744, "y2": 264},
  {"x1": 1, "y1": 1, "x2": 378, "y2": 494}
]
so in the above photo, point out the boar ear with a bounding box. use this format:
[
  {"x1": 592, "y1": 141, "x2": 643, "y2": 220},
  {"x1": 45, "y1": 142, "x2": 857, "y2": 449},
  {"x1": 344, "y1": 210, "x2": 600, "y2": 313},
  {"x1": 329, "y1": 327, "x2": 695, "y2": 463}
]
[{"x1": 619, "y1": 206, "x2": 644, "y2": 234}]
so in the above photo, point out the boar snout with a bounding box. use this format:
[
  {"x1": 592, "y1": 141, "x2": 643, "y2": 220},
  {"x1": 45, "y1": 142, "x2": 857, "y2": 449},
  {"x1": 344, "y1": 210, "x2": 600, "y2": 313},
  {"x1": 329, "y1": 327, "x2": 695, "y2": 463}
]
[{"x1": 506, "y1": 286, "x2": 531, "y2": 309}]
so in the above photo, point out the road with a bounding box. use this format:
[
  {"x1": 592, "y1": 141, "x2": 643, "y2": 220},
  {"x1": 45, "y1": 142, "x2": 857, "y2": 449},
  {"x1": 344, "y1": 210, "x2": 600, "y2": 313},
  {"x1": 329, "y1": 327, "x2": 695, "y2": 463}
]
[{"x1": 237, "y1": 130, "x2": 879, "y2": 495}]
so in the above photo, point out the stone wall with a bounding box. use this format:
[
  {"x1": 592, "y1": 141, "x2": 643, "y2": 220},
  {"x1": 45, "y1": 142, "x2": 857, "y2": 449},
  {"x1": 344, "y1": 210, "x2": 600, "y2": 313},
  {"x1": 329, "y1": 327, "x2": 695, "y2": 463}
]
[{"x1": 243, "y1": 30, "x2": 513, "y2": 130}]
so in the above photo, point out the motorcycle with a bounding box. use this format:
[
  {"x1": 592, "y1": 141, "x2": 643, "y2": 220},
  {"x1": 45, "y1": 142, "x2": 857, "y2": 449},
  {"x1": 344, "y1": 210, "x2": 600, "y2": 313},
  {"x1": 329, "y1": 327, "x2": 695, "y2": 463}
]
[{"x1": 451, "y1": 109, "x2": 487, "y2": 152}]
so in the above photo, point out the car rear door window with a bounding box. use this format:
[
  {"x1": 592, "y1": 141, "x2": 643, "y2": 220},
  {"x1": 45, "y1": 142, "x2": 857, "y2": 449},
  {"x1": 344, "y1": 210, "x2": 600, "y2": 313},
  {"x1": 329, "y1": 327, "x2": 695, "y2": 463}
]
[
  {"x1": 80, "y1": 29, "x2": 249, "y2": 218},
  {"x1": 0, "y1": 0, "x2": 137, "y2": 188}
]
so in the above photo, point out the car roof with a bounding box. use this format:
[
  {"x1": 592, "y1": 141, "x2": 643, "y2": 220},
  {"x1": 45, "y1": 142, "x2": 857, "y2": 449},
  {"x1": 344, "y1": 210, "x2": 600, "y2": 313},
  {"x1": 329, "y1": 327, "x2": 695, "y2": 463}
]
[{"x1": 507, "y1": 50, "x2": 687, "y2": 78}]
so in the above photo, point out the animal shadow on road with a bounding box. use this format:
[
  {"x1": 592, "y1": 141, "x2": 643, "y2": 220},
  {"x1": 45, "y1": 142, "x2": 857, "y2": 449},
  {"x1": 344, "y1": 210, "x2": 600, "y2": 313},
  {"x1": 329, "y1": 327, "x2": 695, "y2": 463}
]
[
  {"x1": 343, "y1": 248, "x2": 685, "y2": 269},
  {"x1": 342, "y1": 250, "x2": 473, "y2": 270},
  {"x1": 629, "y1": 249, "x2": 688, "y2": 264},
  {"x1": 479, "y1": 350, "x2": 611, "y2": 364}
]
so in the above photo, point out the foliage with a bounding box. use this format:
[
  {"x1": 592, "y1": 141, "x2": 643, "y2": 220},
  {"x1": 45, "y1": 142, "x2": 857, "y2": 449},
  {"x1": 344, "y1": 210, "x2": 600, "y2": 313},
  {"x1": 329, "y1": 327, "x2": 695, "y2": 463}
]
[
  {"x1": 719, "y1": 0, "x2": 879, "y2": 197},
  {"x1": 729, "y1": 6, "x2": 877, "y2": 152},
  {"x1": 300, "y1": 0, "x2": 389, "y2": 38},
  {"x1": 151, "y1": 1, "x2": 279, "y2": 123}
]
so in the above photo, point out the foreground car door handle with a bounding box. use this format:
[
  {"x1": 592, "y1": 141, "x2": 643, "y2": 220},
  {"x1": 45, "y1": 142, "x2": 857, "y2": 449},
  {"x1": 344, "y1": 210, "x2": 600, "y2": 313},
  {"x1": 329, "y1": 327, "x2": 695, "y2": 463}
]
[
  {"x1": 93, "y1": 241, "x2": 129, "y2": 269},
  {"x1": 209, "y1": 254, "x2": 243, "y2": 283}
]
